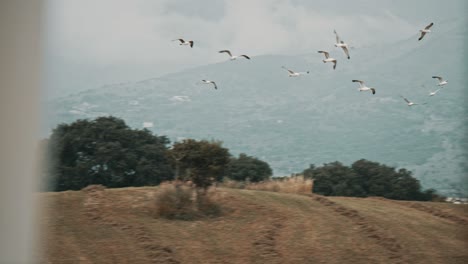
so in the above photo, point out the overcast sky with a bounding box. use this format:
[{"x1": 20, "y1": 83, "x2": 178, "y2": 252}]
[{"x1": 43, "y1": 0, "x2": 464, "y2": 98}]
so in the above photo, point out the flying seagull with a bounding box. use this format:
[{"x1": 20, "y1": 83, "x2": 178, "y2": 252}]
[
  {"x1": 418, "y1": 22, "x2": 434, "y2": 41},
  {"x1": 172, "y1": 38, "x2": 194, "y2": 48},
  {"x1": 432, "y1": 76, "x2": 448, "y2": 86},
  {"x1": 218, "y1": 50, "x2": 250, "y2": 60},
  {"x1": 201, "y1": 80, "x2": 217, "y2": 90},
  {"x1": 318, "y1": 51, "x2": 337, "y2": 70},
  {"x1": 281, "y1": 66, "x2": 309, "y2": 77},
  {"x1": 352, "y1": 80, "x2": 376, "y2": 94},
  {"x1": 429, "y1": 89, "x2": 441, "y2": 96},
  {"x1": 400, "y1": 95, "x2": 426, "y2": 106},
  {"x1": 334, "y1": 30, "x2": 350, "y2": 59}
]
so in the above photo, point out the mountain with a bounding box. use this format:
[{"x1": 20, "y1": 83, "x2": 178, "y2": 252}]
[
  {"x1": 45, "y1": 18, "x2": 467, "y2": 196},
  {"x1": 41, "y1": 186, "x2": 468, "y2": 263}
]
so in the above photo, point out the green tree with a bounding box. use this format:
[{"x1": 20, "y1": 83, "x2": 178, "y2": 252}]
[
  {"x1": 306, "y1": 159, "x2": 438, "y2": 201},
  {"x1": 351, "y1": 159, "x2": 395, "y2": 197},
  {"x1": 48, "y1": 116, "x2": 173, "y2": 191},
  {"x1": 225, "y1": 153, "x2": 272, "y2": 182},
  {"x1": 302, "y1": 164, "x2": 316, "y2": 179},
  {"x1": 311, "y1": 161, "x2": 366, "y2": 197},
  {"x1": 169, "y1": 139, "x2": 231, "y2": 190},
  {"x1": 387, "y1": 168, "x2": 426, "y2": 201}
]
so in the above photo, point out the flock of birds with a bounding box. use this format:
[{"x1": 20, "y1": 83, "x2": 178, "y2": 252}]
[{"x1": 173, "y1": 22, "x2": 447, "y2": 107}]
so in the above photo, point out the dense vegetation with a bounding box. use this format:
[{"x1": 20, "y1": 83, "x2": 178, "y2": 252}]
[
  {"x1": 46, "y1": 116, "x2": 438, "y2": 201},
  {"x1": 48, "y1": 116, "x2": 174, "y2": 191},
  {"x1": 169, "y1": 139, "x2": 231, "y2": 190},
  {"x1": 304, "y1": 160, "x2": 437, "y2": 201},
  {"x1": 46, "y1": 116, "x2": 271, "y2": 191},
  {"x1": 225, "y1": 153, "x2": 272, "y2": 182}
]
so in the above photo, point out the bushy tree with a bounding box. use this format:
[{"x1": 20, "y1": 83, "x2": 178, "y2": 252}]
[
  {"x1": 169, "y1": 139, "x2": 231, "y2": 190},
  {"x1": 311, "y1": 161, "x2": 366, "y2": 197},
  {"x1": 225, "y1": 153, "x2": 272, "y2": 182},
  {"x1": 48, "y1": 116, "x2": 174, "y2": 191},
  {"x1": 302, "y1": 164, "x2": 316, "y2": 179},
  {"x1": 351, "y1": 159, "x2": 395, "y2": 197},
  {"x1": 304, "y1": 159, "x2": 437, "y2": 201}
]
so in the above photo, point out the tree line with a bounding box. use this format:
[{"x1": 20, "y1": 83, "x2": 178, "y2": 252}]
[
  {"x1": 44, "y1": 116, "x2": 438, "y2": 201},
  {"x1": 303, "y1": 160, "x2": 438, "y2": 201},
  {"x1": 45, "y1": 116, "x2": 271, "y2": 191}
]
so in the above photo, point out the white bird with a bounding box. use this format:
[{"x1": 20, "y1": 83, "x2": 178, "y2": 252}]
[
  {"x1": 429, "y1": 89, "x2": 441, "y2": 96},
  {"x1": 400, "y1": 95, "x2": 426, "y2": 106},
  {"x1": 432, "y1": 76, "x2": 448, "y2": 86},
  {"x1": 281, "y1": 66, "x2": 309, "y2": 77},
  {"x1": 172, "y1": 38, "x2": 194, "y2": 48},
  {"x1": 334, "y1": 30, "x2": 350, "y2": 59},
  {"x1": 418, "y1": 22, "x2": 434, "y2": 41},
  {"x1": 218, "y1": 50, "x2": 250, "y2": 60},
  {"x1": 201, "y1": 80, "x2": 217, "y2": 89},
  {"x1": 318, "y1": 51, "x2": 337, "y2": 70},
  {"x1": 352, "y1": 80, "x2": 376, "y2": 94}
]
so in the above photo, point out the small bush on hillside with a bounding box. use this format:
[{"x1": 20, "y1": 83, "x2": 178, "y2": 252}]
[
  {"x1": 245, "y1": 175, "x2": 313, "y2": 194},
  {"x1": 220, "y1": 178, "x2": 247, "y2": 189},
  {"x1": 154, "y1": 182, "x2": 222, "y2": 220},
  {"x1": 82, "y1": 184, "x2": 106, "y2": 192}
]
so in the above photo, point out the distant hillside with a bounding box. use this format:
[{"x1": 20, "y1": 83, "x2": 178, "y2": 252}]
[
  {"x1": 45, "y1": 18, "x2": 468, "y2": 196},
  {"x1": 40, "y1": 187, "x2": 468, "y2": 263}
]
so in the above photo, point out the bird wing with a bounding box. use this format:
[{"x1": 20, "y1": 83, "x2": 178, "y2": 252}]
[
  {"x1": 219, "y1": 50, "x2": 232, "y2": 57},
  {"x1": 352, "y1": 80, "x2": 365, "y2": 87},
  {"x1": 334, "y1": 29, "x2": 340, "y2": 43},
  {"x1": 240, "y1": 55, "x2": 251, "y2": 60},
  {"x1": 400, "y1": 96, "x2": 410, "y2": 104},
  {"x1": 418, "y1": 32, "x2": 426, "y2": 41},
  {"x1": 425, "y1": 22, "x2": 434, "y2": 30},
  {"x1": 175, "y1": 38, "x2": 185, "y2": 43},
  {"x1": 318, "y1": 51, "x2": 329, "y2": 58},
  {"x1": 332, "y1": 60, "x2": 337, "y2": 70},
  {"x1": 371, "y1": 88, "x2": 376, "y2": 95},
  {"x1": 189, "y1": 41, "x2": 194, "y2": 48},
  {"x1": 212, "y1": 82, "x2": 217, "y2": 89},
  {"x1": 432, "y1": 76, "x2": 443, "y2": 81},
  {"x1": 342, "y1": 46, "x2": 350, "y2": 59},
  {"x1": 282, "y1": 66, "x2": 295, "y2": 74}
]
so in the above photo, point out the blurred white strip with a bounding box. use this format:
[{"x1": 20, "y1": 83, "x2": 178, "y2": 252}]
[{"x1": 0, "y1": 1, "x2": 43, "y2": 263}]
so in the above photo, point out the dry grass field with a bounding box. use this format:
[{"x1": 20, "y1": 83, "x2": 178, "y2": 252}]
[{"x1": 39, "y1": 185, "x2": 468, "y2": 264}]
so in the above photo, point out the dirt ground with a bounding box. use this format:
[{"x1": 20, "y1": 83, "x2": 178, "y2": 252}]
[{"x1": 39, "y1": 187, "x2": 468, "y2": 264}]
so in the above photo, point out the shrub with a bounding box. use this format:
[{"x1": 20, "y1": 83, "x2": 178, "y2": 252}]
[
  {"x1": 154, "y1": 182, "x2": 221, "y2": 220},
  {"x1": 220, "y1": 178, "x2": 247, "y2": 189},
  {"x1": 245, "y1": 175, "x2": 313, "y2": 194}
]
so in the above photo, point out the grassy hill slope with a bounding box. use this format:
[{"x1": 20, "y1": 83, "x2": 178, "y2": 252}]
[{"x1": 40, "y1": 187, "x2": 468, "y2": 264}]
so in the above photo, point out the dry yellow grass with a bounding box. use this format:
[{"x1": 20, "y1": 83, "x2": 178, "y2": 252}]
[
  {"x1": 244, "y1": 175, "x2": 313, "y2": 194},
  {"x1": 39, "y1": 186, "x2": 468, "y2": 264}
]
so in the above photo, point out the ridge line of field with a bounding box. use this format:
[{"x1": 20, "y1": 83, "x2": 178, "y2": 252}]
[{"x1": 368, "y1": 197, "x2": 468, "y2": 225}]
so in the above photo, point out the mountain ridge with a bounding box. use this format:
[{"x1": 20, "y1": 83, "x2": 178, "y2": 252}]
[{"x1": 45, "y1": 20, "x2": 468, "y2": 196}]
